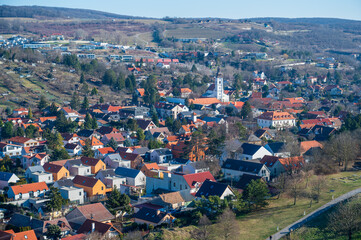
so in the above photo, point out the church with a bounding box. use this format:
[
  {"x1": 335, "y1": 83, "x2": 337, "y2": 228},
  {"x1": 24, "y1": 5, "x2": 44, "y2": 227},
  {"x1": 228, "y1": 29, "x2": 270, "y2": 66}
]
[{"x1": 202, "y1": 73, "x2": 229, "y2": 102}]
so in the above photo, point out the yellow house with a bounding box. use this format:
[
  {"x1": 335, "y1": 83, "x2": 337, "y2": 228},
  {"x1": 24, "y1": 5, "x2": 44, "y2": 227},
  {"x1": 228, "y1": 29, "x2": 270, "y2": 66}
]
[
  {"x1": 73, "y1": 175, "x2": 111, "y2": 197},
  {"x1": 43, "y1": 162, "x2": 69, "y2": 181},
  {"x1": 81, "y1": 156, "x2": 106, "y2": 174}
]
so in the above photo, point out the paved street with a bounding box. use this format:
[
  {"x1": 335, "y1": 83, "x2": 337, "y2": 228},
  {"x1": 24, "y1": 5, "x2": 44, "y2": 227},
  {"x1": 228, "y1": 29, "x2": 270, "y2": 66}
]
[{"x1": 268, "y1": 187, "x2": 361, "y2": 240}]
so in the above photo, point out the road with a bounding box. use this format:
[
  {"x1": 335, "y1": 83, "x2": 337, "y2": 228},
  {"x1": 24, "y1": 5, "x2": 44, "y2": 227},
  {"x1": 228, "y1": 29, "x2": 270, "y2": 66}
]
[{"x1": 268, "y1": 187, "x2": 361, "y2": 240}]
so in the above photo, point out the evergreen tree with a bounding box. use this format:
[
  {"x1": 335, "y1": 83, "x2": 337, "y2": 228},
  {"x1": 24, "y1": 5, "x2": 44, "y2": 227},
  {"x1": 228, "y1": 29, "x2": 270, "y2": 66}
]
[
  {"x1": 144, "y1": 75, "x2": 159, "y2": 105},
  {"x1": 81, "y1": 96, "x2": 89, "y2": 110},
  {"x1": 70, "y1": 92, "x2": 80, "y2": 110},
  {"x1": 191, "y1": 64, "x2": 198, "y2": 73},
  {"x1": 27, "y1": 107, "x2": 33, "y2": 119},
  {"x1": 25, "y1": 125, "x2": 38, "y2": 138},
  {"x1": 1, "y1": 121, "x2": 13, "y2": 139},
  {"x1": 80, "y1": 72, "x2": 85, "y2": 83},
  {"x1": 38, "y1": 96, "x2": 48, "y2": 110},
  {"x1": 103, "y1": 69, "x2": 116, "y2": 86},
  {"x1": 15, "y1": 127, "x2": 25, "y2": 137},
  {"x1": 46, "y1": 224, "x2": 61, "y2": 240},
  {"x1": 51, "y1": 148, "x2": 70, "y2": 161},
  {"x1": 82, "y1": 139, "x2": 94, "y2": 157},
  {"x1": 99, "y1": 96, "x2": 104, "y2": 103},
  {"x1": 152, "y1": 112, "x2": 159, "y2": 127},
  {"x1": 47, "y1": 187, "x2": 67, "y2": 211},
  {"x1": 49, "y1": 102, "x2": 58, "y2": 115},
  {"x1": 125, "y1": 74, "x2": 136, "y2": 92},
  {"x1": 242, "y1": 180, "x2": 270, "y2": 209},
  {"x1": 91, "y1": 87, "x2": 98, "y2": 96},
  {"x1": 107, "y1": 137, "x2": 118, "y2": 150},
  {"x1": 113, "y1": 74, "x2": 125, "y2": 91},
  {"x1": 91, "y1": 117, "x2": 98, "y2": 129},
  {"x1": 136, "y1": 128, "x2": 145, "y2": 141},
  {"x1": 84, "y1": 113, "x2": 93, "y2": 130},
  {"x1": 106, "y1": 186, "x2": 131, "y2": 215},
  {"x1": 240, "y1": 101, "x2": 252, "y2": 120}
]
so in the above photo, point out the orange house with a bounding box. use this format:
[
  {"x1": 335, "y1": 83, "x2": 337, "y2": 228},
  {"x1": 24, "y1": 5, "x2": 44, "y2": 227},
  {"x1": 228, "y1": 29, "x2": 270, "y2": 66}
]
[
  {"x1": 72, "y1": 175, "x2": 111, "y2": 197},
  {"x1": 80, "y1": 156, "x2": 106, "y2": 174},
  {"x1": 43, "y1": 162, "x2": 69, "y2": 181}
]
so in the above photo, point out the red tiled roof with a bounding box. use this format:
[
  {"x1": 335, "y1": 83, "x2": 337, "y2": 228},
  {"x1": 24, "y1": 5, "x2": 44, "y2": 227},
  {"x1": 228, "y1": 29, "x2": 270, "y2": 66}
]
[
  {"x1": 8, "y1": 136, "x2": 32, "y2": 144},
  {"x1": 96, "y1": 147, "x2": 115, "y2": 155},
  {"x1": 73, "y1": 175, "x2": 99, "y2": 188},
  {"x1": 182, "y1": 171, "x2": 215, "y2": 188},
  {"x1": 61, "y1": 234, "x2": 86, "y2": 240},
  {"x1": 44, "y1": 162, "x2": 66, "y2": 173},
  {"x1": 72, "y1": 203, "x2": 114, "y2": 222},
  {"x1": 10, "y1": 182, "x2": 48, "y2": 195},
  {"x1": 81, "y1": 156, "x2": 103, "y2": 166},
  {"x1": 257, "y1": 111, "x2": 295, "y2": 121}
]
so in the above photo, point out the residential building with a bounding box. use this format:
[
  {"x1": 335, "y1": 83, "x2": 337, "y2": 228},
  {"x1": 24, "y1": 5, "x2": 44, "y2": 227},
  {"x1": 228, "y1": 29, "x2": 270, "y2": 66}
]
[
  {"x1": 25, "y1": 166, "x2": 53, "y2": 184},
  {"x1": 0, "y1": 142, "x2": 22, "y2": 158},
  {"x1": 195, "y1": 179, "x2": 234, "y2": 199},
  {"x1": 114, "y1": 167, "x2": 146, "y2": 187},
  {"x1": 59, "y1": 186, "x2": 84, "y2": 204},
  {"x1": 147, "y1": 148, "x2": 173, "y2": 163},
  {"x1": 256, "y1": 111, "x2": 296, "y2": 129},
  {"x1": 43, "y1": 162, "x2": 69, "y2": 181},
  {"x1": 65, "y1": 203, "x2": 114, "y2": 227},
  {"x1": 0, "y1": 172, "x2": 20, "y2": 189},
  {"x1": 222, "y1": 159, "x2": 270, "y2": 181},
  {"x1": 7, "y1": 182, "x2": 49, "y2": 200},
  {"x1": 80, "y1": 156, "x2": 106, "y2": 174},
  {"x1": 72, "y1": 175, "x2": 110, "y2": 197},
  {"x1": 133, "y1": 208, "x2": 174, "y2": 226},
  {"x1": 77, "y1": 219, "x2": 122, "y2": 239}
]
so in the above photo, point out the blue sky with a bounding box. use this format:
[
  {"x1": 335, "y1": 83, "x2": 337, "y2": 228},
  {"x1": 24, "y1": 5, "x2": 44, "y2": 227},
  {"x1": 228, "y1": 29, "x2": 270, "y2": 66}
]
[{"x1": 3, "y1": 0, "x2": 361, "y2": 20}]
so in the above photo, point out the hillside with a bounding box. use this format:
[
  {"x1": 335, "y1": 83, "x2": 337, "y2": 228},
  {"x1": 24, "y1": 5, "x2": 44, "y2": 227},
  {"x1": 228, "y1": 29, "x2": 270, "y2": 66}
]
[{"x1": 0, "y1": 5, "x2": 143, "y2": 19}]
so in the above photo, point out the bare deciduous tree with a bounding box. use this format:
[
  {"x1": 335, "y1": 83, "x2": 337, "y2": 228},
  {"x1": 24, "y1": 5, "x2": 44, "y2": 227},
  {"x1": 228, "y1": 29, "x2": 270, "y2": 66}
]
[
  {"x1": 192, "y1": 214, "x2": 213, "y2": 240},
  {"x1": 329, "y1": 200, "x2": 361, "y2": 240},
  {"x1": 216, "y1": 208, "x2": 240, "y2": 240}
]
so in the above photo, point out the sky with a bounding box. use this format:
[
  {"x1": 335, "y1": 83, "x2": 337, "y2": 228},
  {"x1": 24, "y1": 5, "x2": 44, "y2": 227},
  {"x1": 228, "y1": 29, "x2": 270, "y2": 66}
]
[{"x1": 2, "y1": 0, "x2": 361, "y2": 20}]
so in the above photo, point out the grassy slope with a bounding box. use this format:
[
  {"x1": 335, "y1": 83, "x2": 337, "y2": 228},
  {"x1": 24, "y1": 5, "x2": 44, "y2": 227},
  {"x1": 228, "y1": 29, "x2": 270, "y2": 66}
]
[{"x1": 153, "y1": 171, "x2": 361, "y2": 240}]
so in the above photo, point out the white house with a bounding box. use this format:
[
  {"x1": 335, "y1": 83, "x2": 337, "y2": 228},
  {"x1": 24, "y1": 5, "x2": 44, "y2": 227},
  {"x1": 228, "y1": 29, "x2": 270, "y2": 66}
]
[
  {"x1": 104, "y1": 153, "x2": 131, "y2": 169},
  {"x1": 25, "y1": 166, "x2": 53, "y2": 184},
  {"x1": 59, "y1": 186, "x2": 84, "y2": 204},
  {"x1": 7, "y1": 182, "x2": 49, "y2": 200},
  {"x1": 238, "y1": 143, "x2": 272, "y2": 160},
  {"x1": 0, "y1": 172, "x2": 20, "y2": 189},
  {"x1": 114, "y1": 167, "x2": 146, "y2": 187},
  {"x1": 64, "y1": 143, "x2": 82, "y2": 156},
  {"x1": 222, "y1": 159, "x2": 270, "y2": 181},
  {"x1": 148, "y1": 148, "x2": 173, "y2": 164},
  {"x1": 0, "y1": 142, "x2": 23, "y2": 158},
  {"x1": 257, "y1": 111, "x2": 296, "y2": 130},
  {"x1": 195, "y1": 180, "x2": 234, "y2": 200},
  {"x1": 64, "y1": 160, "x2": 91, "y2": 176}
]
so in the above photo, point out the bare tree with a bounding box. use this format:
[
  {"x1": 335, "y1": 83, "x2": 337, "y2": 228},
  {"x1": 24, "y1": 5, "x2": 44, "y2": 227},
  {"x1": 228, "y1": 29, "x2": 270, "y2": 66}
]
[
  {"x1": 326, "y1": 132, "x2": 360, "y2": 171},
  {"x1": 287, "y1": 174, "x2": 304, "y2": 205},
  {"x1": 123, "y1": 230, "x2": 143, "y2": 240},
  {"x1": 216, "y1": 208, "x2": 240, "y2": 240},
  {"x1": 192, "y1": 214, "x2": 213, "y2": 240},
  {"x1": 203, "y1": 155, "x2": 221, "y2": 176},
  {"x1": 329, "y1": 200, "x2": 361, "y2": 240}
]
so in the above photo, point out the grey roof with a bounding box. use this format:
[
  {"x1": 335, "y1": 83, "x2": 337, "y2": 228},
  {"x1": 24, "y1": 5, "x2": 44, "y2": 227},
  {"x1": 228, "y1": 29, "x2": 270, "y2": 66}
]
[
  {"x1": 241, "y1": 143, "x2": 263, "y2": 156},
  {"x1": 96, "y1": 169, "x2": 116, "y2": 178},
  {"x1": 133, "y1": 147, "x2": 149, "y2": 155},
  {"x1": 0, "y1": 172, "x2": 16, "y2": 181},
  {"x1": 265, "y1": 142, "x2": 285, "y2": 154},
  {"x1": 154, "y1": 148, "x2": 172, "y2": 155},
  {"x1": 115, "y1": 167, "x2": 140, "y2": 178},
  {"x1": 235, "y1": 174, "x2": 263, "y2": 190},
  {"x1": 27, "y1": 166, "x2": 45, "y2": 173},
  {"x1": 195, "y1": 180, "x2": 231, "y2": 198},
  {"x1": 133, "y1": 207, "x2": 168, "y2": 224},
  {"x1": 248, "y1": 134, "x2": 261, "y2": 143},
  {"x1": 222, "y1": 159, "x2": 264, "y2": 174},
  {"x1": 8, "y1": 214, "x2": 44, "y2": 231},
  {"x1": 54, "y1": 178, "x2": 74, "y2": 188},
  {"x1": 106, "y1": 153, "x2": 122, "y2": 161}
]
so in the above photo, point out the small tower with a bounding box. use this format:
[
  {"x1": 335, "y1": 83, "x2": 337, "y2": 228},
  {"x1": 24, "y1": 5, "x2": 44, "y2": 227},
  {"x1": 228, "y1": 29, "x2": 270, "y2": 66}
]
[{"x1": 215, "y1": 68, "x2": 224, "y2": 101}]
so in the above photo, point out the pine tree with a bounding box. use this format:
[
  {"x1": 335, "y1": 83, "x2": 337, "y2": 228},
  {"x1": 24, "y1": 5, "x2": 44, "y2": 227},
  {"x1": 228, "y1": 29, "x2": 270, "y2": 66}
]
[
  {"x1": 1, "y1": 121, "x2": 13, "y2": 139},
  {"x1": 49, "y1": 102, "x2": 58, "y2": 115},
  {"x1": 80, "y1": 72, "x2": 85, "y2": 83},
  {"x1": 82, "y1": 139, "x2": 94, "y2": 157},
  {"x1": 99, "y1": 96, "x2": 104, "y2": 103},
  {"x1": 191, "y1": 64, "x2": 198, "y2": 73},
  {"x1": 70, "y1": 92, "x2": 80, "y2": 110},
  {"x1": 27, "y1": 107, "x2": 33, "y2": 119},
  {"x1": 84, "y1": 113, "x2": 93, "y2": 130},
  {"x1": 38, "y1": 96, "x2": 48, "y2": 110},
  {"x1": 91, "y1": 117, "x2": 98, "y2": 129},
  {"x1": 81, "y1": 96, "x2": 89, "y2": 110},
  {"x1": 136, "y1": 128, "x2": 145, "y2": 141},
  {"x1": 107, "y1": 137, "x2": 118, "y2": 150},
  {"x1": 91, "y1": 87, "x2": 98, "y2": 96},
  {"x1": 106, "y1": 186, "x2": 131, "y2": 215},
  {"x1": 240, "y1": 101, "x2": 252, "y2": 120}
]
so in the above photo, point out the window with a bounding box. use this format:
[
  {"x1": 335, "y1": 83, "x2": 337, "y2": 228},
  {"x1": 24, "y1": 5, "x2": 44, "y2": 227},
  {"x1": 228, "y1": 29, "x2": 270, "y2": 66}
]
[
  {"x1": 173, "y1": 182, "x2": 176, "y2": 187},
  {"x1": 79, "y1": 192, "x2": 82, "y2": 196},
  {"x1": 101, "y1": 186, "x2": 104, "y2": 190}
]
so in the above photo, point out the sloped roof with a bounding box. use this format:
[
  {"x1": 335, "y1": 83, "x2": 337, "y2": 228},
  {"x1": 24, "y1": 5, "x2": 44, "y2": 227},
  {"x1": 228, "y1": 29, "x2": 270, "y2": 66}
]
[
  {"x1": 96, "y1": 147, "x2": 115, "y2": 155},
  {"x1": 77, "y1": 219, "x2": 119, "y2": 236},
  {"x1": 235, "y1": 173, "x2": 263, "y2": 190},
  {"x1": 10, "y1": 182, "x2": 48, "y2": 195},
  {"x1": 300, "y1": 140, "x2": 323, "y2": 154},
  {"x1": 73, "y1": 175, "x2": 99, "y2": 188},
  {"x1": 189, "y1": 98, "x2": 221, "y2": 106},
  {"x1": 133, "y1": 207, "x2": 169, "y2": 224},
  {"x1": 266, "y1": 142, "x2": 285, "y2": 154},
  {"x1": 115, "y1": 167, "x2": 140, "y2": 178},
  {"x1": 0, "y1": 230, "x2": 37, "y2": 240},
  {"x1": 44, "y1": 162, "x2": 66, "y2": 173},
  {"x1": 260, "y1": 155, "x2": 279, "y2": 168},
  {"x1": 8, "y1": 136, "x2": 33, "y2": 144},
  {"x1": 241, "y1": 143, "x2": 263, "y2": 156},
  {"x1": 257, "y1": 111, "x2": 295, "y2": 121},
  {"x1": 182, "y1": 171, "x2": 215, "y2": 189},
  {"x1": 159, "y1": 192, "x2": 185, "y2": 204},
  {"x1": 0, "y1": 172, "x2": 17, "y2": 181},
  {"x1": 195, "y1": 179, "x2": 231, "y2": 198},
  {"x1": 81, "y1": 156, "x2": 103, "y2": 166},
  {"x1": 103, "y1": 133, "x2": 125, "y2": 142},
  {"x1": 68, "y1": 203, "x2": 114, "y2": 222},
  {"x1": 222, "y1": 159, "x2": 264, "y2": 174}
]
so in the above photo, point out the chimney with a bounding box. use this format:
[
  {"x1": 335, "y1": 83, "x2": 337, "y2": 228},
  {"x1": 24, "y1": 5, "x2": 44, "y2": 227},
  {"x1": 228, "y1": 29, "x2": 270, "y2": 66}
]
[
  {"x1": 90, "y1": 213, "x2": 94, "y2": 219},
  {"x1": 91, "y1": 222, "x2": 95, "y2": 233},
  {"x1": 192, "y1": 112, "x2": 197, "y2": 123}
]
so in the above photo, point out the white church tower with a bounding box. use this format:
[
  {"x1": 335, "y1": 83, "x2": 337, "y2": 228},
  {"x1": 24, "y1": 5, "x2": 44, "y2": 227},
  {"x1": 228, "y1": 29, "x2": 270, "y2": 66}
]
[{"x1": 214, "y1": 70, "x2": 229, "y2": 102}]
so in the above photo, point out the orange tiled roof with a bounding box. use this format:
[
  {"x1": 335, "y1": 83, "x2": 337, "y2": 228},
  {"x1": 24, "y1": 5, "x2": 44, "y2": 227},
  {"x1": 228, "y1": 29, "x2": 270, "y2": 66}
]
[
  {"x1": 97, "y1": 147, "x2": 115, "y2": 155},
  {"x1": 257, "y1": 111, "x2": 295, "y2": 121},
  {"x1": 10, "y1": 182, "x2": 48, "y2": 195},
  {"x1": 189, "y1": 98, "x2": 221, "y2": 105},
  {"x1": 137, "y1": 88, "x2": 145, "y2": 97},
  {"x1": 300, "y1": 140, "x2": 323, "y2": 153},
  {"x1": 143, "y1": 162, "x2": 160, "y2": 171},
  {"x1": 180, "y1": 88, "x2": 192, "y2": 93},
  {"x1": 91, "y1": 136, "x2": 103, "y2": 146}
]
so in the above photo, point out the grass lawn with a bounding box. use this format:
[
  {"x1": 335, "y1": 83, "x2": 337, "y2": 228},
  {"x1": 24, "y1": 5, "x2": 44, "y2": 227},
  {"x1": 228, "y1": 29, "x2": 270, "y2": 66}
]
[{"x1": 237, "y1": 171, "x2": 361, "y2": 240}]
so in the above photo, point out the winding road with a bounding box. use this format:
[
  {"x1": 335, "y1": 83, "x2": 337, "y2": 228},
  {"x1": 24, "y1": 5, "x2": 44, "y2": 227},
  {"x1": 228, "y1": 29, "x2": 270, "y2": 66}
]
[{"x1": 268, "y1": 187, "x2": 361, "y2": 240}]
